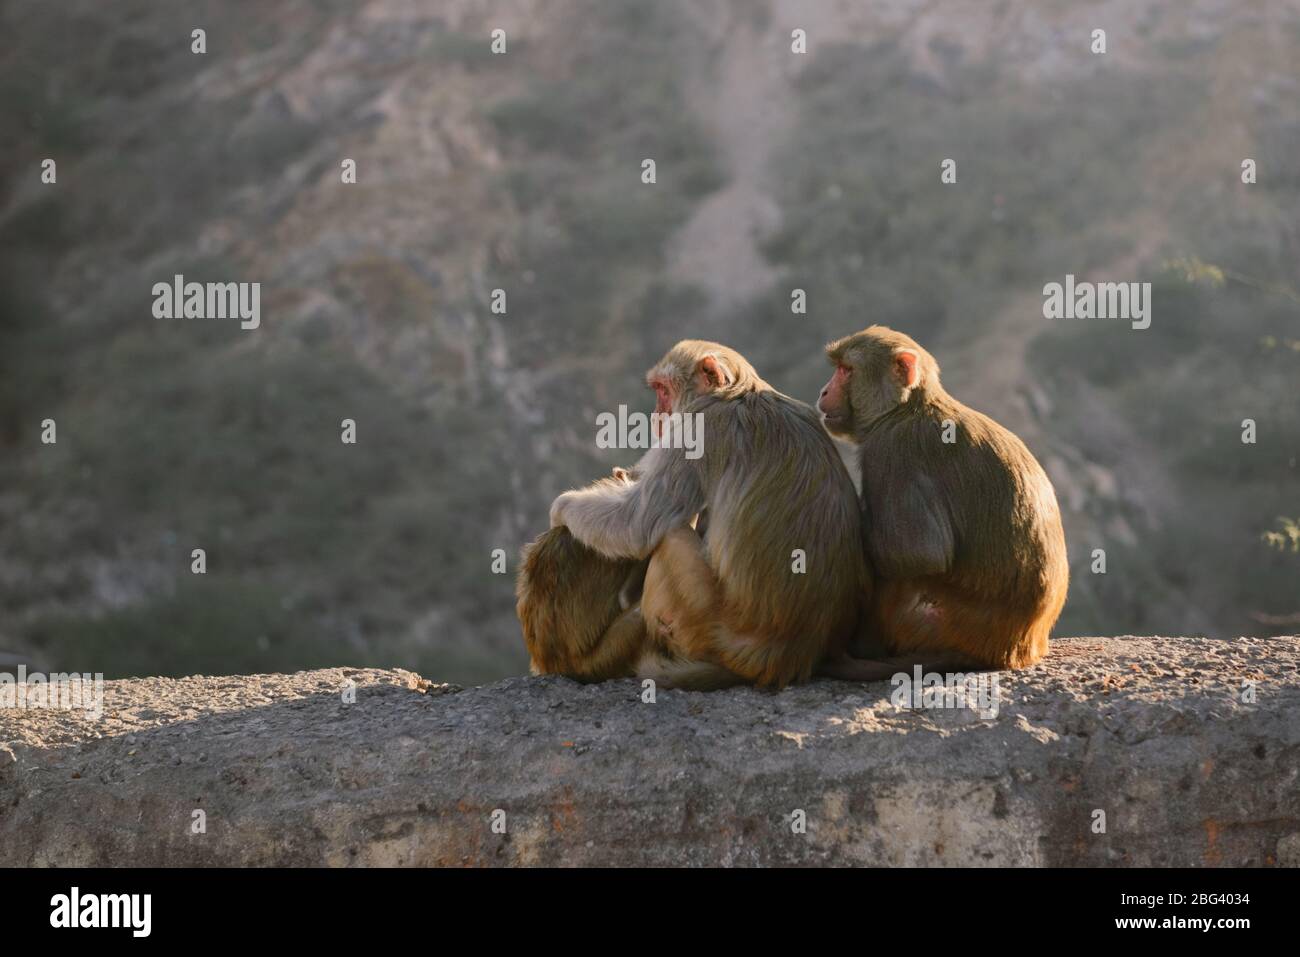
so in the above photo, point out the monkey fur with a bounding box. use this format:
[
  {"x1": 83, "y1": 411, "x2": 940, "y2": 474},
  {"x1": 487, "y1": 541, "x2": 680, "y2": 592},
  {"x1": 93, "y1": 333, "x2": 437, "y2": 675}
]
[
  {"x1": 517, "y1": 472, "x2": 651, "y2": 682},
  {"x1": 818, "y1": 325, "x2": 1069, "y2": 678},
  {"x1": 549, "y1": 341, "x2": 869, "y2": 689}
]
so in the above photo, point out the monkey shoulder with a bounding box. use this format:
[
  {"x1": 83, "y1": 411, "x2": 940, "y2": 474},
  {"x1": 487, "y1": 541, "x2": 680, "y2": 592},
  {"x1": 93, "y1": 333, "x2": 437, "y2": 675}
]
[
  {"x1": 905, "y1": 403, "x2": 1029, "y2": 480},
  {"x1": 724, "y1": 388, "x2": 814, "y2": 418},
  {"x1": 770, "y1": 391, "x2": 835, "y2": 434},
  {"x1": 957, "y1": 407, "x2": 1055, "y2": 495},
  {"x1": 701, "y1": 390, "x2": 829, "y2": 448}
]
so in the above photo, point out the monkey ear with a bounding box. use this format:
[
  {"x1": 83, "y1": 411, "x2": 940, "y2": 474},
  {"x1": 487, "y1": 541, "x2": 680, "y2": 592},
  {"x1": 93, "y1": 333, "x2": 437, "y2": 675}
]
[
  {"x1": 893, "y1": 350, "x2": 921, "y2": 390},
  {"x1": 698, "y1": 354, "x2": 732, "y2": 389}
]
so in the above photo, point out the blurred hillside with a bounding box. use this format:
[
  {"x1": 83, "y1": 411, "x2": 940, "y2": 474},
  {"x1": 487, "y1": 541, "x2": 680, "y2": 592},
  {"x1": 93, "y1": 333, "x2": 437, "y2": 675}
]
[{"x1": 0, "y1": 0, "x2": 1296, "y2": 683}]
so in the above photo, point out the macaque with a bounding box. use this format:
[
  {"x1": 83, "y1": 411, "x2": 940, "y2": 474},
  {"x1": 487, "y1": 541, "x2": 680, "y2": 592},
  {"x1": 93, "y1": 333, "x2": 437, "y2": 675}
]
[
  {"x1": 817, "y1": 325, "x2": 1069, "y2": 678},
  {"x1": 517, "y1": 471, "x2": 650, "y2": 681},
  {"x1": 548, "y1": 341, "x2": 868, "y2": 689}
]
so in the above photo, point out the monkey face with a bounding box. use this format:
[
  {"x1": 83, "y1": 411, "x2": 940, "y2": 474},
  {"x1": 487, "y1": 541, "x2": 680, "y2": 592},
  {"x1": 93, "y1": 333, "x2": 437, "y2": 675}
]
[
  {"x1": 823, "y1": 326, "x2": 935, "y2": 435},
  {"x1": 650, "y1": 377, "x2": 675, "y2": 414},
  {"x1": 817, "y1": 363, "x2": 855, "y2": 436}
]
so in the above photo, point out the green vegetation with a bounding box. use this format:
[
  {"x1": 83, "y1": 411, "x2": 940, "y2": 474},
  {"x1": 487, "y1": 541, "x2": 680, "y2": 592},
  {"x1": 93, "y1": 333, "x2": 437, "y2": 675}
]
[
  {"x1": 1263, "y1": 519, "x2": 1300, "y2": 555},
  {"x1": 486, "y1": 0, "x2": 722, "y2": 368},
  {"x1": 1, "y1": 3, "x2": 1295, "y2": 684},
  {"x1": 0, "y1": 0, "x2": 722, "y2": 682}
]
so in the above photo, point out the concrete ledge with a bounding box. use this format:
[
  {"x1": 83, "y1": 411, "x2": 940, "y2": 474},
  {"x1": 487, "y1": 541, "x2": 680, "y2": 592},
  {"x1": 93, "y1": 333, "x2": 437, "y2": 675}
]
[{"x1": 2, "y1": 636, "x2": 1298, "y2": 866}]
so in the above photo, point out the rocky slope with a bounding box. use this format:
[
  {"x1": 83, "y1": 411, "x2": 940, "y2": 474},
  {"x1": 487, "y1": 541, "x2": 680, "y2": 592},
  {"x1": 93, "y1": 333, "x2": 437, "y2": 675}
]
[{"x1": 1, "y1": 0, "x2": 1296, "y2": 685}]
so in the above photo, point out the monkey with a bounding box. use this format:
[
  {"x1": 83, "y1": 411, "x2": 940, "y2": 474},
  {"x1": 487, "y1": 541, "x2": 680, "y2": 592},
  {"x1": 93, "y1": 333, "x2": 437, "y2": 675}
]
[
  {"x1": 548, "y1": 340, "x2": 869, "y2": 689},
  {"x1": 517, "y1": 464, "x2": 720, "y2": 684},
  {"x1": 816, "y1": 325, "x2": 1069, "y2": 680},
  {"x1": 517, "y1": 470, "x2": 651, "y2": 682}
]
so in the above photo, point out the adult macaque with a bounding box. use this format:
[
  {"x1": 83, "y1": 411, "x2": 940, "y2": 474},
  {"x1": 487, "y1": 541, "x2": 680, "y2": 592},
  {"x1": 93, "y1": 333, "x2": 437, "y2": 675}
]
[
  {"x1": 548, "y1": 341, "x2": 868, "y2": 689},
  {"x1": 517, "y1": 471, "x2": 650, "y2": 682},
  {"x1": 817, "y1": 326, "x2": 1068, "y2": 678}
]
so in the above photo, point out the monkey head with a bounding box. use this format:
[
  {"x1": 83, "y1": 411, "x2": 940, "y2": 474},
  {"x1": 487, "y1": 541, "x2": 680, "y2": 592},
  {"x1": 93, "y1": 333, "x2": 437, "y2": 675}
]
[
  {"x1": 818, "y1": 325, "x2": 941, "y2": 438},
  {"x1": 644, "y1": 340, "x2": 766, "y2": 414}
]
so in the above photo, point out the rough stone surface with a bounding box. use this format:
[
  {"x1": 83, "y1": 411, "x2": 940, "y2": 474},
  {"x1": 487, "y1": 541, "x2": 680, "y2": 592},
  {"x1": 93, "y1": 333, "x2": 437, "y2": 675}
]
[{"x1": 1, "y1": 636, "x2": 1297, "y2": 866}]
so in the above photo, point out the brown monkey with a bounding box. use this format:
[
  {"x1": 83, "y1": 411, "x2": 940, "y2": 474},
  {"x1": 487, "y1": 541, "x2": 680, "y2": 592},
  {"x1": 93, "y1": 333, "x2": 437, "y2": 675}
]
[
  {"x1": 549, "y1": 340, "x2": 868, "y2": 689},
  {"x1": 817, "y1": 325, "x2": 1068, "y2": 678},
  {"x1": 517, "y1": 470, "x2": 651, "y2": 681}
]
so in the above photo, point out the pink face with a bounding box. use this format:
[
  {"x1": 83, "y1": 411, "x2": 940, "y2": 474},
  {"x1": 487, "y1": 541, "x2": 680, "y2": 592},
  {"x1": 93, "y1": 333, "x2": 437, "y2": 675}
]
[
  {"x1": 651, "y1": 377, "x2": 674, "y2": 415},
  {"x1": 649, "y1": 377, "x2": 675, "y2": 439},
  {"x1": 817, "y1": 364, "x2": 852, "y2": 432}
]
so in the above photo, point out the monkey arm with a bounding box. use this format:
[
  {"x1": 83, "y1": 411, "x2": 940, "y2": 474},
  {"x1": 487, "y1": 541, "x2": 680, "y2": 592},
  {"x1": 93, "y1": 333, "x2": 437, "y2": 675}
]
[
  {"x1": 551, "y1": 446, "x2": 705, "y2": 561},
  {"x1": 864, "y1": 471, "x2": 956, "y2": 579}
]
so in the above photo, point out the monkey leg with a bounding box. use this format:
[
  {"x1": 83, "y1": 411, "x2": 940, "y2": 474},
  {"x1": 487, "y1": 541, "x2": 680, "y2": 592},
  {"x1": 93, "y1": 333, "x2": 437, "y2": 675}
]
[
  {"x1": 853, "y1": 579, "x2": 1052, "y2": 677},
  {"x1": 618, "y1": 559, "x2": 650, "y2": 610},
  {"x1": 640, "y1": 526, "x2": 722, "y2": 662},
  {"x1": 633, "y1": 651, "x2": 746, "y2": 691},
  {"x1": 636, "y1": 527, "x2": 748, "y2": 689},
  {"x1": 817, "y1": 580, "x2": 990, "y2": 682},
  {"x1": 581, "y1": 606, "x2": 649, "y2": 681},
  {"x1": 640, "y1": 527, "x2": 825, "y2": 688}
]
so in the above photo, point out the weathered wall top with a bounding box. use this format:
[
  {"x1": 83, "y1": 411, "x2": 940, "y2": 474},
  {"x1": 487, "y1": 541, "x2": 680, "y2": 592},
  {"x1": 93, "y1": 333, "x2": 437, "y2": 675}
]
[{"x1": 2, "y1": 636, "x2": 1297, "y2": 866}]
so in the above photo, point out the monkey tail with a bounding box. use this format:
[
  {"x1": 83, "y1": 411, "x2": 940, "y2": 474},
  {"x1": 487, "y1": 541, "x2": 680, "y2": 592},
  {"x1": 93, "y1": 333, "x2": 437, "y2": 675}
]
[
  {"x1": 814, "y1": 651, "x2": 989, "y2": 683},
  {"x1": 708, "y1": 626, "x2": 823, "y2": 689},
  {"x1": 634, "y1": 653, "x2": 746, "y2": 691}
]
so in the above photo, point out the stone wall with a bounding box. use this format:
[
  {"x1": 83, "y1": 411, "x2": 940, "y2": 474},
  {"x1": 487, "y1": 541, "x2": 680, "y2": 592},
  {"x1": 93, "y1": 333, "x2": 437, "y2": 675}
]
[{"x1": 2, "y1": 636, "x2": 1297, "y2": 866}]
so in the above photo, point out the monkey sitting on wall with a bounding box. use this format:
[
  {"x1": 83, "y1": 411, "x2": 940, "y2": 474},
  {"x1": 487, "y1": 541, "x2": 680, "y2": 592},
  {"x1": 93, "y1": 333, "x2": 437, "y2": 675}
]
[
  {"x1": 546, "y1": 340, "x2": 869, "y2": 690},
  {"x1": 817, "y1": 325, "x2": 1069, "y2": 679},
  {"x1": 517, "y1": 469, "x2": 651, "y2": 682}
]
